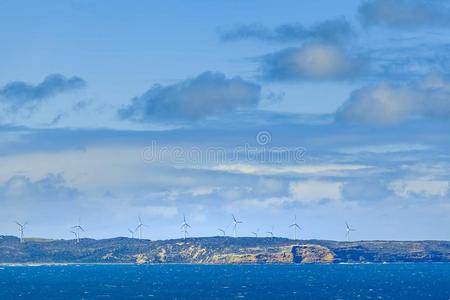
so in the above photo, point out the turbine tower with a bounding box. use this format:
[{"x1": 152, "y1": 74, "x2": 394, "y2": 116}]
[
  {"x1": 217, "y1": 228, "x2": 226, "y2": 236},
  {"x1": 181, "y1": 229, "x2": 189, "y2": 240},
  {"x1": 289, "y1": 215, "x2": 301, "y2": 240},
  {"x1": 345, "y1": 222, "x2": 356, "y2": 241},
  {"x1": 252, "y1": 230, "x2": 258, "y2": 238},
  {"x1": 232, "y1": 214, "x2": 243, "y2": 237},
  {"x1": 15, "y1": 221, "x2": 26, "y2": 243},
  {"x1": 71, "y1": 220, "x2": 85, "y2": 243}
]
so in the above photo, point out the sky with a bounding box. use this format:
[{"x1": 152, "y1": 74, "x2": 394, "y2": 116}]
[{"x1": 1, "y1": 0, "x2": 450, "y2": 241}]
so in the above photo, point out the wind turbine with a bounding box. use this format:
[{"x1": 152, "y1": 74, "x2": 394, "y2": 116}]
[
  {"x1": 135, "y1": 216, "x2": 146, "y2": 239},
  {"x1": 128, "y1": 228, "x2": 136, "y2": 239},
  {"x1": 71, "y1": 220, "x2": 85, "y2": 243},
  {"x1": 232, "y1": 215, "x2": 243, "y2": 237},
  {"x1": 345, "y1": 222, "x2": 356, "y2": 241},
  {"x1": 181, "y1": 214, "x2": 191, "y2": 230},
  {"x1": 217, "y1": 228, "x2": 226, "y2": 236},
  {"x1": 252, "y1": 231, "x2": 258, "y2": 237},
  {"x1": 180, "y1": 214, "x2": 191, "y2": 239},
  {"x1": 15, "y1": 221, "x2": 27, "y2": 243},
  {"x1": 289, "y1": 215, "x2": 301, "y2": 240}
]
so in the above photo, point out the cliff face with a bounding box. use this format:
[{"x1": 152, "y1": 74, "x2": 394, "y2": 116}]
[
  {"x1": 0, "y1": 236, "x2": 449, "y2": 264},
  {"x1": 292, "y1": 244, "x2": 334, "y2": 263}
]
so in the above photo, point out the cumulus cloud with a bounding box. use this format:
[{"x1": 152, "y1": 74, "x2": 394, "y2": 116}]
[
  {"x1": 119, "y1": 72, "x2": 261, "y2": 122},
  {"x1": 0, "y1": 173, "x2": 79, "y2": 202},
  {"x1": 220, "y1": 18, "x2": 354, "y2": 44},
  {"x1": 260, "y1": 43, "x2": 368, "y2": 82},
  {"x1": 0, "y1": 74, "x2": 86, "y2": 111},
  {"x1": 359, "y1": 0, "x2": 450, "y2": 29},
  {"x1": 336, "y1": 73, "x2": 450, "y2": 124}
]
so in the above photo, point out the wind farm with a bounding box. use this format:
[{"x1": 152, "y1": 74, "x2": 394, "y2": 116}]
[
  {"x1": 2, "y1": 0, "x2": 450, "y2": 298},
  {"x1": 6, "y1": 214, "x2": 361, "y2": 243},
  {"x1": 1, "y1": 214, "x2": 450, "y2": 266}
]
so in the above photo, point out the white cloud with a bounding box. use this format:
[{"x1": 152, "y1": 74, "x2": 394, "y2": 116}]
[
  {"x1": 289, "y1": 180, "x2": 342, "y2": 203},
  {"x1": 209, "y1": 163, "x2": 370, "y2": 176},
  {"x1": 390, "y1": 179, "x2": 449, "y2": 198},
  {"x1": 235, "y1": 180, "x2": 342, "y2": 210},
  {"x1": 0, "y1": 173, "x2": 79, "y2": 202},
  {"x1": 236, "y1": 197, "x2": 290, "y2": 209},
  {"x1": 261, "y1": 43, "x2": 367, "y2": 81},
  {"x1": 359, "y1": 0, "x2": 450, "y2": 29},
  {"x1": 252, "y1": 177, "x2": 285, "y2": 196},
  {"x1": 336, "y1": 73, "x2": 450, "y2": 124},
  {"x1": 338, "y1": 144, "x2": 431, "y2": 154},
  {"x1": 189, "y1": 187, "x2": 216, "y2": 197},
  {"x1": 119, "y1": 72, "x2": 261, "y2": 121}
]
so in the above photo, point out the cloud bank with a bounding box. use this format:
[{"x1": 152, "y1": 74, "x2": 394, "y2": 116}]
[
  {"x1": 119, "y1": 72, "x2": 261, "y2": 122},
  {"x1": 0, "y1": 74, "x2": 86, "y2": 111},
  {"x1": 260, "y1": 43, "x2": 368, "y2": 82},
  {"x1": 220, "y1": 18, "x2": 354, "y2": 44},
  {"x1": 359, "y1": 0, "x2": 450, "y2": 29},
  {"x1": 336, "y1": 73, "x2": 450, "y2": 124}
]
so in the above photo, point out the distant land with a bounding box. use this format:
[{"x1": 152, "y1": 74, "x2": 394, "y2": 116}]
[{"x1": 0, "y1": 236, "x2": 449, "y2": 264}]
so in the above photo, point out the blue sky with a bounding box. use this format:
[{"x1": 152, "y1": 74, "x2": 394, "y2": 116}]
[{"x1": 1, "y1": 0, "x2": 450, "y2": 241}]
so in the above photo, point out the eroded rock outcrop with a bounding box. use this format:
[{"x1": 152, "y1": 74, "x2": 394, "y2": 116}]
[{"x1": 292, "y1": 244, "x2": 334, "y2": 263}]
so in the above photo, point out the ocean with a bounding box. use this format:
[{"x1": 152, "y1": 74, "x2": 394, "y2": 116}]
[{"x1": 0, "y1": 263, "x2": 449, "y2": 299}]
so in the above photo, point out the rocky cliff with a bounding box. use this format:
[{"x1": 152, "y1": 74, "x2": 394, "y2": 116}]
[{"x1": 0, "y1": 236, "x2": 449, "y2": 264}]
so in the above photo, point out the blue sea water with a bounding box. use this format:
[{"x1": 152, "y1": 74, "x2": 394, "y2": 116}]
[{"x1": 0, "y1": 264, "x2": 449, "y2": 299}]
